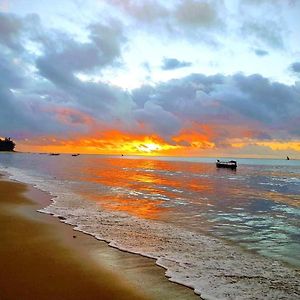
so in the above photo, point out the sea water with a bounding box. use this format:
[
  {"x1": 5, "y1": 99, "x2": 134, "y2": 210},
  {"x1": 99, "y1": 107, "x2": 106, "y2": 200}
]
[{"x1": 0, "y1": 153, "x2": 299, "y2": 299}]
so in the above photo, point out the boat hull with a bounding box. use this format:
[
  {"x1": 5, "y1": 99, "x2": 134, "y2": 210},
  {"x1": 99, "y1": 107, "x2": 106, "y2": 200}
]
[{"x1": 216, "y1": 162, "x2": 237, "y2": 169}]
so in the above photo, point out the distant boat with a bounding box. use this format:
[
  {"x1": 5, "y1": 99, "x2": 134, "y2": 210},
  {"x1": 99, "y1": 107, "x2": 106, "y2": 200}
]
[
  {"x1": 71, "y1": 154, "x2": 80, "y2": 156},
  {"x1": 49, "y1": 153, "x2": 60, "y2": 156},
  {"x1": 216, "y1": 160, "x2": 237, "y2": 169},
  {"x1": 287, "y1": 156, "x2": 290, "y2": 160}
]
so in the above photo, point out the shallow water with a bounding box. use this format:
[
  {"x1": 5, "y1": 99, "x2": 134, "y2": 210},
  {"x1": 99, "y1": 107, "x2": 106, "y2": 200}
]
[{"x1": 1, "y1": 153, "x2": 299, "y2": 299}]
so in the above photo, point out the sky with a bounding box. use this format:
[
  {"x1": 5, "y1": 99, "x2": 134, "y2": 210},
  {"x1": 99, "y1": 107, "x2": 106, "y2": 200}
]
[{"x1": 0, "y1": 0, "x2": 300, "y2": 158}]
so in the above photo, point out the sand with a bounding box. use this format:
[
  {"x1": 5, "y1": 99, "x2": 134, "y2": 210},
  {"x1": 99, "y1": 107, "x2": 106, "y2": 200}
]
[{"x1": 0, "y1": 175, "x2": 198, "y2": 300}]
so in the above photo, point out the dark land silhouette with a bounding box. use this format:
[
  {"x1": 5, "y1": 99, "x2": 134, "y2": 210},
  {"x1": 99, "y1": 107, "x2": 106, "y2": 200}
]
[{"x1": 0, "y1": 137, "x2": 15, "y2": 151}]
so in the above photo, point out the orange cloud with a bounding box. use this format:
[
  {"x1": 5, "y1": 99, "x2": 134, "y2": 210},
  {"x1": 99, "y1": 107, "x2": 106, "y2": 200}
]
[
  {"x1": 229, "y1": 139, "x2": 300, "y2": 152},
  {"x1": 15, "y1": 120, "x2": 300, "y2": 159},
  {"x1": 173, "y1": 125, "x2": 216, "y2": 150},
  {"x1": 43, "y1": 106, "x2": 96, "y2": 127},
  {"x1": 13, "y1": 123, "x2": 240, "y2": 155},
  {"x1": 256, "y1": 141, "x2": 300, "y2": 152},
  {"x1": 18, "y1": 131, "x2": 180, "y2": 155}
]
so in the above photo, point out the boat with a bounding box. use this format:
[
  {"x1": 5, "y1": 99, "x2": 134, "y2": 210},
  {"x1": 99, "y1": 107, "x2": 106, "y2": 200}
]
[
  {"x1": 216, "y1": 160, "x2": 237, "y2": 169},
  {"x1": 71, "y1": 154, "x2": 80, "y2": 156},
  {"x1": 49, "y1": 153, "x2": 60, "y2": 156}
]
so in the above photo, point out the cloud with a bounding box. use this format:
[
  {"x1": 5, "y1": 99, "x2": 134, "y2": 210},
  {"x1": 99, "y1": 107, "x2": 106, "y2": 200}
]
[
  {"x1": 241, "y1": 20, "x2": 284, "y2": 49},
  {"x1": 134, "y1": 101, "x2": 181, "y2": 138},
  {"x1": 131, "y1": 73, "x2": 300, "y2": 145},
  {"x1": 290, "y1": 62, "x2": 300, "y2": 73},
  {"x1": 33, "y1": 18, "x2": 132, "y2": 121},
  {"x1": 0, "y1": 86, "x2": 73, "y2": 139},
  {"x1": 242, "y1": 0, "x2": 298, "y2": 7},
  {"x1": 0, "y1": 55, "x2": 24, "y2": 89},
  {"x1": 105, "y1": 0, "x2": 225, "y2": 45},
  {"x1": 174, "y1": 0, "x2": 223, "y2": 29},
  {"x1": 211, "y1": 74, "x2": 299, "y2": 127},
  {"x1": 36, "y1": 19, "x2": 125, "y2": 79},
  {"x1": 108, "y1": 0, "x2": 168, "y2": 23},
  {"x1": 0, "y1": 12, "x2": 23, "y2": 50},
  {"x1": 161, "y1": 58, "x2": 192, "y2": 70},
  {"x1": 0, "y1": 33, "x2": 39, "y2": 137},
  {"x1": 109, "y1": 0, "x2": 224, "y2": 29},
  {"x1": 88, "y1": 20, "x2": 126, "y2": 65},
  {"x1": 254, "y1": 49, "x2": 269, "y2": 56},
  {"x1": 0, "y1": 13, "x2": 131, "y2": 138}
]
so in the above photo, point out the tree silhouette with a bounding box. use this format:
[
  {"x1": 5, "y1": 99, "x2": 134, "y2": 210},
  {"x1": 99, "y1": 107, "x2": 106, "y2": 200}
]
[{"x1": 0, "y1": 137, "x2": 16, "y2": 151}]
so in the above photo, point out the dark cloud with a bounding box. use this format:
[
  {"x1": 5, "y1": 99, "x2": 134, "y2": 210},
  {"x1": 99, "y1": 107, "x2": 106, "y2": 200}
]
[
  {"x1": 241, "y1": 20, "x2": 284, "y2": 49},
  {"x1": 0, "y1": 81, "x2": 70, "y2": 139},
  {"x1": 88, "y1": 20, "x2": 126, "y2": 65},
  {"x1": 36, "y1": 19, "x2": 125, "y2": 79},
  {"x1": 108, "y1": 0, "x2": 224, "y2": 29},
  {"x1": 0, "y1": 89, "x2": 26, "y2": 136},
  {"x1": 131, "y1": 73, "x2": 300, "y2": 143},
  {"x1": 242, "y1": 0, "x2": 298, "y2": 6},
  {"x1": 0, "y1": 36, "x2": 37, "y2": 136},
  {"x1": 34, "y1": 18, "x2": 130, "y2": 118},
  {"x1": 254, "y1": 49, "x2": 269, "y2": 56},
  {"x1": 161, "y1": 58, "x2": 192, "y2": 70},
  {"x1": 0, "y1": 13, "x2": 42, "y2": 54},
  {"x1": 0, "y1": 13, "x2": 23, "y2": 50},
  {"x1": 174, "y1": 0, "x2": 223, "y2": 29},
  {"x1": 131, "y1": 85, "x2": 155, "y2": 108},
  {"x1": 0, "y1": 13, "x2": 130, "y2": 138},
  {"x1": 212, "y1": 74, "x2": 299, "y2": 127},
  {"x1": 290, "y1": 62, "x2": 300, "y2": 73},
  {"x1": 108, "y1": 0, "x2": 168, "y2": 23},
  {"x1": 134, "y1": 101, "x2": 181, "y2": 138},
  {"x1": 0, "y1": 56, "x2": 24, "y2": 89},
  {"x1": 105, "y1": 0, "x2": 225, "y2": 45}
]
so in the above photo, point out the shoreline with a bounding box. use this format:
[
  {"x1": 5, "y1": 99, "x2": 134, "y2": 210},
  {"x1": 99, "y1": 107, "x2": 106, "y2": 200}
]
[
  {"x1": 0, "y1": 174, "x2": 198, "y2": 300},
  {"x1": 1, "y1": 165, "x2": 299, "y2": 299}
]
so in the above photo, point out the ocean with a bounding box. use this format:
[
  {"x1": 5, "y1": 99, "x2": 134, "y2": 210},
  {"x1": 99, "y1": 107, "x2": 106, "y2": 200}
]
[{"x1": 1, "y1": 153, "x2": 299, "y2": 299}]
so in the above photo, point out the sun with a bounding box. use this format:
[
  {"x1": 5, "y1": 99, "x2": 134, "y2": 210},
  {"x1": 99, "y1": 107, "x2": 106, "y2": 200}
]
[{"x1": 137, "y1": 143, "x2": 162, "y2": 153}]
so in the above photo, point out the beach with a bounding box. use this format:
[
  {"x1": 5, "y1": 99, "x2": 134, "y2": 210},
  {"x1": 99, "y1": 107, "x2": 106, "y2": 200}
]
[
  {"x1": 0, "y1": 154, "x2": 299, "y2": 299},
  {"x1": 0, "y1": 174, "x2": 198, "y2": 300}
]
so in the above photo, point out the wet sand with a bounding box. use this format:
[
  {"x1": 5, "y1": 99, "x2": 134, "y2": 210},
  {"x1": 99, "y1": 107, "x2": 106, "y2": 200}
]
[{"x1": 0, "y1": 175, "x2": 198, "y2": 300}]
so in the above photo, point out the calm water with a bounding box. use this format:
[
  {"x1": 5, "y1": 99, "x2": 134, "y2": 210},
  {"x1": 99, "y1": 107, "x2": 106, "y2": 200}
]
[
  {"x1": 1, "y1": 153, "x2": 299, "y2": 266},
  {"x1": 1, "y1": 153, "x2": 300, "y2": 299}
]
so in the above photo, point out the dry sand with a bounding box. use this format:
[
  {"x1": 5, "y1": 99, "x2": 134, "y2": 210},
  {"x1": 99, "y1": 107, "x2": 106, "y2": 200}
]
[{"x1": 0, "y1": 175, "x2": 198, "y2": 300}]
